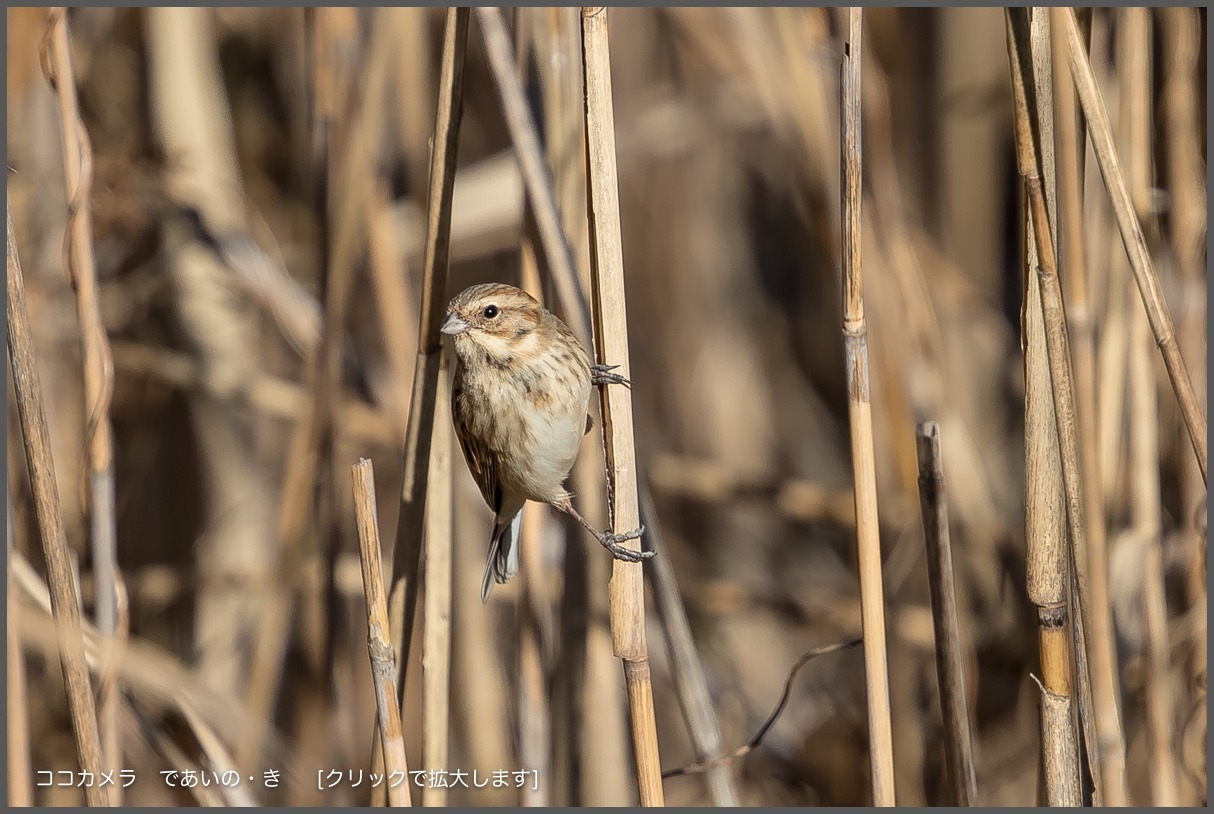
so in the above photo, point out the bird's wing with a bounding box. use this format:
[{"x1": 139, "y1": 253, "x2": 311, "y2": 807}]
[{"x1": 452, "y1": 388, "x2": 502, "y2": 512}]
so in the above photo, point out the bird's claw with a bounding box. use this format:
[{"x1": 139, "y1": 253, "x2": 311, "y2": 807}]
[
  {"x1": 591, "y1": 363, "x2": 631, "y2": 389},
  {"x1": 599, "y1": 526, "x2": 654, "y2": 562}
]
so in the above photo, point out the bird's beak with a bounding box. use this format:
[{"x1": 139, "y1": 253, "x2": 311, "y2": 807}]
[{"x1": 440, "y1": 312, "x2": 470, "y2": 336}]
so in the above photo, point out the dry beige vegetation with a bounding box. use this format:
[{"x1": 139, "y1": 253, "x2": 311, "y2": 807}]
[{"x1": 6, "y1": 6, "x2": 1206, "y2": 807}]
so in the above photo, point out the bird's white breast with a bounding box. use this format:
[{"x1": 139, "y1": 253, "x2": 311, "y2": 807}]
[{"x1": 453, "y1": 334, "x2": 591, "y2": 503}]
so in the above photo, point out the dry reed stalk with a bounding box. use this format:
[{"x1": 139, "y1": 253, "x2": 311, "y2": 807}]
[
  {"x1": 450, "y1": 480, "x2": 514, "y2": 806},
  {"x1": 839, "y1": 9, "x2": 896, "y2": 806},
  {"x1": 1058, "y1": 7, "x2": 1207, "y2": 483},
  {"x1": 1122, "y1": 9, "x2": 1176, "y2": 806},
  {"x1": 640, "y1": 482, "x2": 742, "y2": 806},
  {"x1": 365, "y1": 11, "x2": 469, "y2": 806},
  {"x1": 1050, "y1": 10, "x2": 1131, "y2": 807},
  {"x1": 1027, "y1": 9, "x2": 1109, "y2": 800},
  {"x1": 1120, "y1": 16, "x2": 1175, "y2": 792},
  {"x1": 914, "y1": 423, "x2": 977, "y2": 806},
  {"x1": 1015, "y1": 9, "x2": 1151, "y2": 797},
  {"x1": 518, "y1": 514, "x2": 553, "y2": 807},
  {"x1": 516, "y1": 108, "x2": 555, "y2": 807},
  {"x1": 7, "y1": 207, "x2": 111, "y2": 806},
  {"x1": 7, "y1": 505, "x2": 32, "y2": 807},
  {"x1": 1003, "y1": 11, "x2": 1082, "y2": 805},
  {"x1": 580, "y1": 7, "x2": 664, "y2": 806},
  {"x1": 1160, "y1": 9, "x2": 1208, "y2": 738},
  {"x1": 421, "y1": 359, "x2": 454, "y2": 807},
  {"x1": 518, "y1": 505, "x2": 553, "y2": 808},
  {"x1": 529, "y1": 8, "x2": 625, "y2": 803},
  {"x1": 483, "y1": 4, "x2": 635, "y2": 802},
  {"x1": 386, "y1": 0, "x2": 469, "y2": 725},
  {"x1": 352, "y1": 459, "x2": 413, "y2": 807},
  {"x1": 1074, "y1": 15, "x2": 1125, "y2": 505},
  {"x1": 41, "y1": 8, "x2": 122, "y2": 781},
  {"x1": 1131, "y1": 325, "x2": 1179, "y2": 804}
]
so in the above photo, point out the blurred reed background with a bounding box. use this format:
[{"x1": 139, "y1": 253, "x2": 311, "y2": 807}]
[{"x1": 6, "y1": 6, "x2": 1206, "y2": 807}]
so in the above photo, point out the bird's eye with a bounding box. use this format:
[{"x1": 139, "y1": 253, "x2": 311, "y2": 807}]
[{"x1": 483, "y1": 305, "x2": 499, "y2": 319}]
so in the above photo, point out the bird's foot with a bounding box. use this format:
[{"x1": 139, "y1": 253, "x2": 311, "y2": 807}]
[
  {"x1": 591, "y1": 363, "x2": 631, "y2": 388},
  {"x1": 598, "y1": 526, "x2": 654, "y2": 562}
]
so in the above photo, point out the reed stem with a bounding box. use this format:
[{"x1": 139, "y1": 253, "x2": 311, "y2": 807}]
[
  {"x1": 387, "y1": 3, "x2": 470, "y2": 698},
  {"x1": 581, "y1": 7, "x2": 665, "y2": 806},
  {"x1": 914, "y1": 423, "x2": 977, "y2": 806},
  {"x1": 1050, "y1": 10, "x2": 1130, "y2": 806},
  {"x1": 841, "y1": 9, "x2": 896, "y2": 805},
  {"x1": 1059, "y1": 7, "x2": 1207, "y2": 483},
  {"x1": 351, "y1": 459, "x2": 413, "y2": 807},
  {"x1": 42, "y1": 8, "x2": 123, "y2": 784},
  {"x1": 7, "y1": 206, "x2": 111, "y2": 807},
  {"x1": 421, "y1": 361, "x2": 454, "y2": 807},
  {"x1": 7, "y1": 497, "x2": 33, "y2": 806},
  {"x1": 1160, "y1": 8, "x2": 1208, "y2": 726},
  {"x1": 1005, "y1": 10, "x2": 1085, "y2": 804}
]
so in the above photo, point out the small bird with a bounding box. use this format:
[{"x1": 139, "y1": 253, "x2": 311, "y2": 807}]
[{"x1": 440, "y1": 283, "x2": 653, "y2": 603}]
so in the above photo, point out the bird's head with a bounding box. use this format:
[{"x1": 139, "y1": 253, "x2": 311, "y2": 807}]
[{"x1": 441, "y1": 283, "x2": 543, "y2": 361}]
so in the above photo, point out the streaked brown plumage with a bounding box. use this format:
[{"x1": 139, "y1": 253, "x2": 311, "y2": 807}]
[{"x1": 440, "y1": 283, "x2": 651, "y2": 602}]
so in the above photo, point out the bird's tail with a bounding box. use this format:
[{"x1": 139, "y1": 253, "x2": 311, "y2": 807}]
[{"x1": 481, "y1": 509, "x2": 523, "y2": 603}]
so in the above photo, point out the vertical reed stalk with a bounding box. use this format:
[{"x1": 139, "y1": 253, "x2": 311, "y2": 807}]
[
  {"x1": 421, "y1": 360, "x2": 454, "y2": 807},
  {"x1": 641, "y1": 482, "x2": 742, "y2": 806},
  {"x1": 580, "y1": 7, "x2": 664, "y2": 806},
  {"x1": 368, "y1": 9, "x2": 467, "y2": 807},
  {"x1": 351, "y1": 459, "x2": 413, "y2": 808},
  {"x1": 1160, "y1": 6, "x2": 1208, "y2": 710},
  {"x1": 1123, "y1": 9, "x2": 1173, "y2": 807},
  {"x1": 518, "y1": 494, "x2": 553, "y2": 808},
  {"x1": 840, "y1": 9, "x2": 896, "y2": 806},
  {"x1": 1058, "y1": 7, "x2": 1207, "y2": 483},
  {"x1": 480, "y1": 9, "x2": 633, "y2": 802},
  {"x1": 450, "y1": 483, "x2": 513, "y2": 806},
  {"x1": 1029, "y1": 9, "x2": 1109, "y2": 800},
  {"x1": 515, "y1": 31, "x2": 555, "y2": 805},
  {"x1": 1050, "y1": 10, "x2": 1131, "y2": 807},
  {"x1": 7, "y1": 503, "x2": 32, "y2": 807},
  {"x1": 1121, "y1": 16, "x2": 1177, "y2": 800},
  {"x1": 1004, "y1": 11, "x2": 1082, "y2": 804},
  {"x1": 7, "y1": 207, "x2": 111, "y2": 807},
  {"x1": 1132, "y1": 313, "x2": 1179, "y2": 804},
  {"x1": 535, "y1": 9, "x2": 613, "y2": 803},
  {"x1": 42, "y1": 8, "x2": 122, "y2": 784},
  {"x1": 387, "y1": 3, "x2": 469, "y2": 697},
  {"x1": 914, "y1": 422, "x2": 977, "y2": 806}
]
